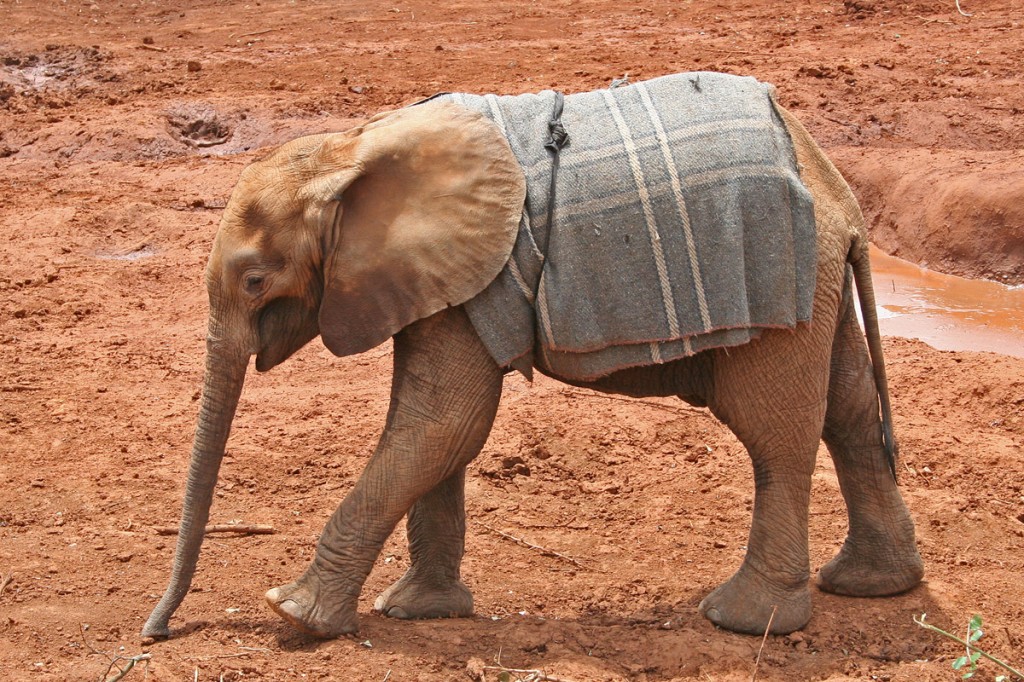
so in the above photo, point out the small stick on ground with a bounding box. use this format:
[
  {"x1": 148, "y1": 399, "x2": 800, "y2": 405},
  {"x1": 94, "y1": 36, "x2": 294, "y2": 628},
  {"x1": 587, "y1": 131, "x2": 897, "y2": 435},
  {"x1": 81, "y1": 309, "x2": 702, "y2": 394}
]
[
  {"x1": 482, "y1": 665, "x2": 574, "y2": 682},
  {"x1": 80, "y1": 623, "x2": 152, "y2": 682},
  {"x1": 1005, "y1": 626, "x2": 1019, "y2": 650},
  {"x1": 703, "y1": 45, "x2": 778, "y2": 58},
  {"x1": 955, "y1": 0, "x2": 972, "y2": 16},
  {"x1": 0, "y1": 573, "x2": 13, "y2": 599},
  {"x1": 154, "y1": 523, "x2": 276, "y2": 536},
  {"x1": 191, "y1": 137, "x2": 229, "y2": 149},
  {"x1": 232, "y1": 28, "x2": 275, "y2": 39},
  {"x1": 138, "y1": 43, "x2": 167, "y2": 52},
  {"x1": 751, "y1": 605, "x2": 778, "y2": 682},
  {"x1": 181, "y1": 649, "x2": 270, "y2": 661},
  {"x1": 481, "y1": 649, "x2": 576, "y2": 682},
  {"x1": 474, "y1": 522, "x2": 583, "y2": 568},
  {"x1": 104, "y1": 655, "x2": 152, "y2": 682},
  {"x1": 824, "y1": 115, "x2": 860, "y2": 129},
  {"x1": 515, "y1": 515, "x2": 583, "y2": 530}
]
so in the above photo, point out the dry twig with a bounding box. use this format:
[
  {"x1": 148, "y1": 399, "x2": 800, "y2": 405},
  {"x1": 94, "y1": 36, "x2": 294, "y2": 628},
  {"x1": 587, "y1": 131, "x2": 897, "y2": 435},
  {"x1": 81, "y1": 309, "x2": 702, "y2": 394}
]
[
  {"x1": 79, "y1": 623, "x2": 152, "y2": 682},
  {"x1": 703, "y1": 45, "x2": 778, "y2": 58},
  {"x1": 482, "y1": 665, "x2": 573, "y2": 681},
  {"x1": 232, "y1": 28, "x2": 275, "y2": 39},
  {"x1": 474, "y1": 522, "x2": 583, "y2": 568},
  {"x1": 560, "y1": 388, "x2": 710, "y2": 418},
  {"x1": 751, "y1": 605, "x2": 778, "y2": 682},
  {"x1": 955, "y1": 0, "x2": 972, "y2": 16},
  {"x1": 0, "y1": 573, "x2": 13, "y2": 599},
  {"x1": 154, "y1": 523, "x2": 276, "y2": 536},
  {"x1": 138, "y1": 43, "x2": 167, "y2": 52},
  {"x1": 480, "y1": 649, "x2": 575, "y2": 682},
  {"x1": 182, "y1": 647, "x2": 271, "y2": 661},
  {"x1": 824, "y1": 115, "x2": 860, "y2": 129},
  {"x1": 515, "y1": 516, "x2": 585, "y2": 530}
]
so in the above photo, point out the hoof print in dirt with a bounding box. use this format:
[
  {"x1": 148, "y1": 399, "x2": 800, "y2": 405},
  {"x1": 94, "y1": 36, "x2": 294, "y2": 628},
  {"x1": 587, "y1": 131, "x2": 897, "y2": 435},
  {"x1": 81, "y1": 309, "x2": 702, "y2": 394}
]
[
  {"x1": 843, "y1": 0, "x2": 876, "y2": 15},
  {"x1": 482, "y1": 455, "x2": 531, "y2": 480},
  {"x1": 165, "y1": 104, "x2": 233, "y2": 148}
]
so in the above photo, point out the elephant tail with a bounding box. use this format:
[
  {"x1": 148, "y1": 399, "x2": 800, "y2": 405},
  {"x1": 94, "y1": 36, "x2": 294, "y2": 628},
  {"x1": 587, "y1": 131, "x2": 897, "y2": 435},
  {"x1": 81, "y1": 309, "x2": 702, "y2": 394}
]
[{"x1": 848, "y1": 238, "x2": 898, "y2": 481}]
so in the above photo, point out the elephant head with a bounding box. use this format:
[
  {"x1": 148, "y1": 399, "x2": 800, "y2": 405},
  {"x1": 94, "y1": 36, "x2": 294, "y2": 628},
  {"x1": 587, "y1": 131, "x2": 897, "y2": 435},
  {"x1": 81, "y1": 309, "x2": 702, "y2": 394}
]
[{"x1": 141, "y1": 102, "x2": 526, "y2": 639}]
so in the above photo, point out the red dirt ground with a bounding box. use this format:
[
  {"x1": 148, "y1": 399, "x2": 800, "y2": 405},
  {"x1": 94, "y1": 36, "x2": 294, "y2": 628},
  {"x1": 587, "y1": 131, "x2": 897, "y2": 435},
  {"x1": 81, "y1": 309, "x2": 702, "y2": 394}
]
[{"x1": 1, "y1": 1, "x2": 1022, "y2": 680}]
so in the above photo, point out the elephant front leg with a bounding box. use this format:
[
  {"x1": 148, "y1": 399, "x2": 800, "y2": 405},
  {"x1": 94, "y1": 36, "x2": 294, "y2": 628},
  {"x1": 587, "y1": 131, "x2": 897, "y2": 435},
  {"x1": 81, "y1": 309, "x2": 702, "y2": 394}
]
[
  {"x1": 373, "y1": 469, "x2": 474, "y2": 620},
  {"x1": 265, "y1": 495, "x2": 386, "y2": 637},
  {"x1": 266, "y1": 308, "x2": 503, "y2": 638}
]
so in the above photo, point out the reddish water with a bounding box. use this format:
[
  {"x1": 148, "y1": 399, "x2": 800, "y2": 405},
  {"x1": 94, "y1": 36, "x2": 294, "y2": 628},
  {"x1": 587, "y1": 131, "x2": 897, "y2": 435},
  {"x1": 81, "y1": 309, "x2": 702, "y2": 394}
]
[{"x1": 870, "y1": 247, "x2": 1024, "y2": 358}]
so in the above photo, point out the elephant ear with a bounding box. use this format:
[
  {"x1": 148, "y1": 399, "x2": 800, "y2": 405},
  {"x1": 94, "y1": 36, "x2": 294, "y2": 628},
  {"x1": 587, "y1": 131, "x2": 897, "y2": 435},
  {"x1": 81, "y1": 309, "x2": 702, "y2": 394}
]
[{"x1": 310, "y1": 101, "x2": 526, "y2": 358}]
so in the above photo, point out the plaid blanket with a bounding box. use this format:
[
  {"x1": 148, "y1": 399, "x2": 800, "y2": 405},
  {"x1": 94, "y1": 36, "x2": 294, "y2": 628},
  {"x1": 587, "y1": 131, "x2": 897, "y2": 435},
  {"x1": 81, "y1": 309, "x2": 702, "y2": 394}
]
[{"x1": 439, "y1": 73, "x2": 816, "y2": 381}]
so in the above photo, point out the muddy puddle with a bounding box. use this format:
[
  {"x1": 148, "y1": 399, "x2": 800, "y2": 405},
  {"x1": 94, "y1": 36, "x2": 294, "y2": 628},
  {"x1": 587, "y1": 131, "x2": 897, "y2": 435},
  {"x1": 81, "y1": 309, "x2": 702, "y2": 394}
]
[{"x1": 870, "y1": 246, "x2": 1024, "y2": 358}]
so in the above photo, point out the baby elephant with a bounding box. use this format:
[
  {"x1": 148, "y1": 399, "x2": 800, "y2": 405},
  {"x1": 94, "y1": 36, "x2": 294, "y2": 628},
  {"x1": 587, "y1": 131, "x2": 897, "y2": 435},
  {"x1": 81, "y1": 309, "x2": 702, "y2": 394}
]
[{"x1": 142, "y1": 72, "x2": 923, "y2": 641}]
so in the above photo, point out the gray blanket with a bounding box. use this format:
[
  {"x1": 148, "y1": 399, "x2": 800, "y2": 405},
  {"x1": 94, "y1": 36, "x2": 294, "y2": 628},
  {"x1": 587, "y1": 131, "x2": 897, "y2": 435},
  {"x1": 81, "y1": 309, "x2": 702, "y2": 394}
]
[{"x1": 439, "y1": 72, "x2": 816, "y2": 381}]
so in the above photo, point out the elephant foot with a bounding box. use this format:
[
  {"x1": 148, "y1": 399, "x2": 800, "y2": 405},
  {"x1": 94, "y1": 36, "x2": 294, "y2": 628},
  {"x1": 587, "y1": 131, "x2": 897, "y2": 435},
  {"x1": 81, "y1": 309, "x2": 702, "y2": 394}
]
[
  {"x1": 699, "y1": 564, "x2": 811, "y2": 635},
  {"x1": 373, "y1": 567, "x2": 473, "y2": 620},
  {"x1": 817, "y1": 541, "x2": 924, "y2": 597},
  {"x1": 265, "y1": 573, "x2": 359, "y2": 639}
]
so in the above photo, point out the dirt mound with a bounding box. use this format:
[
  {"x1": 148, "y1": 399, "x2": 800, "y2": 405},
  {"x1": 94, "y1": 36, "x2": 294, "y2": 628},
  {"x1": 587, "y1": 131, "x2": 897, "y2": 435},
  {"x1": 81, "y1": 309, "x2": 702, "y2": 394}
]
[{"x1": 835, "y1": 148, "x2": 1024, "y2": 284}]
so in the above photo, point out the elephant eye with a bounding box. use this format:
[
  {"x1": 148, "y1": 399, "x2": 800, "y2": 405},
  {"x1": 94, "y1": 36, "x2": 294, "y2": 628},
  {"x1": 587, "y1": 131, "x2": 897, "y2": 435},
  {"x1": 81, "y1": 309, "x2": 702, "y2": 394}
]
[{"x1": 244, "y1": 274, "x2": 265, "y2": 292}]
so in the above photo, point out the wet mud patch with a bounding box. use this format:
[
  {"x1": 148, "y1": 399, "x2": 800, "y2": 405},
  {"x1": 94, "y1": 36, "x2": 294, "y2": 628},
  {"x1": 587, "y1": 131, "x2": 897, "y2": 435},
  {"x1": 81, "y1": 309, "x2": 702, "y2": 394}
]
[{"x1": 0, "y1": 44, "x2": 120, "y2": 110}]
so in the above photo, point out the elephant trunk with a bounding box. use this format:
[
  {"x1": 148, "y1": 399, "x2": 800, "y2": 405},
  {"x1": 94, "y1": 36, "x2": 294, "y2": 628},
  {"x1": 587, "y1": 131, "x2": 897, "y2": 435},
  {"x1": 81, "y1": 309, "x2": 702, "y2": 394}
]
[{"x1": 141, "y1": 333, "x2": 248, "y2": 640}]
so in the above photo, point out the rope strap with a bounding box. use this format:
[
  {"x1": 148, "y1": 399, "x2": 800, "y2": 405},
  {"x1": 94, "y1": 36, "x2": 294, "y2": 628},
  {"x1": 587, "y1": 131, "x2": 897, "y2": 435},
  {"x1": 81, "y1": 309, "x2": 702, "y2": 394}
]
[{"x1": 541, "y1": 91, "x2": 569, "y2": 256}]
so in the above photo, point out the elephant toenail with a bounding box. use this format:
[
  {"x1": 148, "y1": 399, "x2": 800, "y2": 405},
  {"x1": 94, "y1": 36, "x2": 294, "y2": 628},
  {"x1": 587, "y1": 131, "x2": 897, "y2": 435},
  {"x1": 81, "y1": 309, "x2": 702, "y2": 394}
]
[
  {"x1": 386, "y1": 606, "x2": 410, "y2": 619},
  {"x1": 279, "y1": 599, "x2": 304, "y2": 619}
]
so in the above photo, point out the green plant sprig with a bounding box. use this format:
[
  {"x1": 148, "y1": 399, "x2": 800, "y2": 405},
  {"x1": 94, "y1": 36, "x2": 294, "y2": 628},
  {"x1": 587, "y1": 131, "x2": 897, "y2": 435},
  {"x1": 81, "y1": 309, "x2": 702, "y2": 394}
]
[{"x1": 914, "y1": 613, "x2": 1023, "y2": 681}]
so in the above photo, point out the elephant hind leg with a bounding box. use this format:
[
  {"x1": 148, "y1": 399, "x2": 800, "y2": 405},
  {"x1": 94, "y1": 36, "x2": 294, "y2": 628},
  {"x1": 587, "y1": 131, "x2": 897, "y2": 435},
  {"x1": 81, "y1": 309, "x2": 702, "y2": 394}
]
[
  {"x1": 818, "y1": 280, "x2": 923, "y2": 597},
  {"x1": 698, "y1": 328, "x2": 835, "y2": 635},
  {"x1": 697, "y1": 431, "x2": 819, "y2": 634}
]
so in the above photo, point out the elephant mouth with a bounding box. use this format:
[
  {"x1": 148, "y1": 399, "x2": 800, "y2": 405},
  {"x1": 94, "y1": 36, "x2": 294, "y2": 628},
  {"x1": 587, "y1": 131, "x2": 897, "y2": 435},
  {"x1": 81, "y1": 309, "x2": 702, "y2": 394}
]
[
  {"x1": 254, "y1": 296, "x2": 320, "y2": 372},
  {"x1": 254, "y1": 348, "x2": 280, "y2": 372}
]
